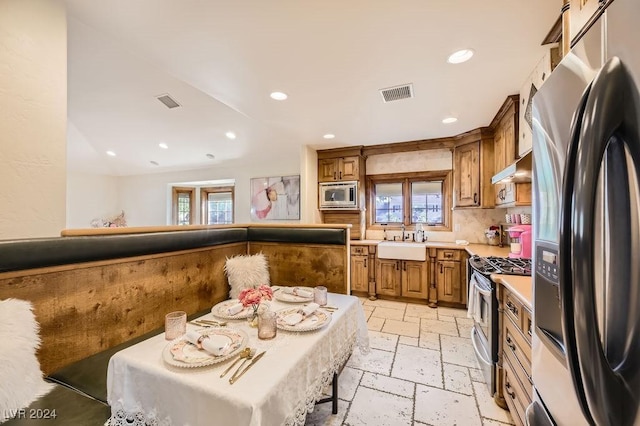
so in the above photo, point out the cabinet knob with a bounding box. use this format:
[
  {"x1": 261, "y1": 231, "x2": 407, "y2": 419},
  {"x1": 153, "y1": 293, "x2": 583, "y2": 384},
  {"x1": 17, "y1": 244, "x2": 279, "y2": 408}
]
[
  {"x1": 364, "y1": 258, "x2": 367, "y2": 268},
  {"x1": 339, "y1": 171, "x2": 342, "y2": 179},
  {"x1": 473, "y1": 193, "x2": 478, "y2": 204},
  {"x1": 506, "y1": 336, "x2": 516, "y2": 352},
  {"x1": 440, "y1": 264, "x2": 443, "y2": 273}
]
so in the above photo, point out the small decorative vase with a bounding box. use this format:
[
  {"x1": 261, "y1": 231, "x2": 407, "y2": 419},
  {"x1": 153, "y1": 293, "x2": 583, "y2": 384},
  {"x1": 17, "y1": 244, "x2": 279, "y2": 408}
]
[{"x1": 247, "y1": 306, "x2": 259, "y2": 327}]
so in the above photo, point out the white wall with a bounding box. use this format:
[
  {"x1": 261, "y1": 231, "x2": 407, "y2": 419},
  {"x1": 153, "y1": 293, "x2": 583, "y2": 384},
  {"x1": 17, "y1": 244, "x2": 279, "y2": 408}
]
[
  {"x1": 66, "y1": 172, "x2": 119, "y2": 229},
  {"x1": 114, "y1": 151, "x2": 301, "y2": 227},
  {"x1": 0, "y1": 0, "x2": 67, "y2": 238}
]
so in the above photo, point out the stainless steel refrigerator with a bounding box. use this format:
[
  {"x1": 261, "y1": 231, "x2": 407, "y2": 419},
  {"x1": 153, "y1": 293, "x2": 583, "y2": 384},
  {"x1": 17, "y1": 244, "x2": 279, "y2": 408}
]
[{"x1": 530, "y1": 0, "x2": 640, "y2": 424}]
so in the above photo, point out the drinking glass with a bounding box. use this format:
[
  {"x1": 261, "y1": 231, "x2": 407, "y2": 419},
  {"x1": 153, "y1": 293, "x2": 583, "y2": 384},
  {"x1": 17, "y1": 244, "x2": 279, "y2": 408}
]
[
  {"x1": 314, "y1": 286, "x2": 328, "y2": 306},
  {"x1": 258, "y1": 310, "x2": 277, "y2": 340},
  {"x1": 165, "y1": 311, "x2": 187, "y2": 340}
]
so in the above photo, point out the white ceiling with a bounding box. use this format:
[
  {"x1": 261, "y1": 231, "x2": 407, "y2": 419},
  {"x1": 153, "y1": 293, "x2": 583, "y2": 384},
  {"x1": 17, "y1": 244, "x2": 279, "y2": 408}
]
[{"x1": 64, "y1": 0, "x2": 561, "y2": 176}]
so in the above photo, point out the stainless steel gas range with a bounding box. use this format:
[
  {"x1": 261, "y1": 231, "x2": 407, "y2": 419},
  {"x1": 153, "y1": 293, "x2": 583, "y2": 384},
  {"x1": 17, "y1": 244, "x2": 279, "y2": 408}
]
[{"x1": 467, "y1": 255, "x2": 531, "y2": 398}]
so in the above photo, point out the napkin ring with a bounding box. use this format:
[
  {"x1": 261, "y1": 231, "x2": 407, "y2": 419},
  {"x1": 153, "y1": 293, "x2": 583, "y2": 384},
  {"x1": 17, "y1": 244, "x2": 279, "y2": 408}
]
[{"x1": 196, "y1": 334, "x2": 209, "y2": 349}]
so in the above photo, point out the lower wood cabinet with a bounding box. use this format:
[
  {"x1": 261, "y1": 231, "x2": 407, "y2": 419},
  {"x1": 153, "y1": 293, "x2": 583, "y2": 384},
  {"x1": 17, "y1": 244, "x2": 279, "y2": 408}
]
[
  {"x1": 375, "y1": 258, "x2": 428, "y2": 299},
  {"x1": 498, "y1": 285, "x2": 533, "y2": 426},
  {"x1": 434, "y1": 249, "x2": 468, "y2": 306},
  {"x1": 352, "y1": 246, "x2": 467, "y2": 305},
  {"x1": 350, "y1": 246, "x2": 369, "y2": 293},
  {"x1": 436, "y1": 260, "x2": 462, "y2": 303}
]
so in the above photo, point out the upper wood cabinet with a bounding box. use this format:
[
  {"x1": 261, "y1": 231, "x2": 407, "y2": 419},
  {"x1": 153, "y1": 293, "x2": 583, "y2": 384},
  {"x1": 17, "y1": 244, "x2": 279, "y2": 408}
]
[
  {"x1": 318, "y1": 156, "x2": 360, "y2": 182},
  {"x1": 453, "y1": 130, "x2": 495, "y2": 209},
  {"x1": 493, "y1": 96, "x2": 518, "y2": 173}
]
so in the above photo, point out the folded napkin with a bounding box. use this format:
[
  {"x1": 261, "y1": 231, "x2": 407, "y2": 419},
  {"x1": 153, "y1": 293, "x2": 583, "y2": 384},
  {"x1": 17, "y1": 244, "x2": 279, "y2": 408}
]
[
  {"x1": 225, "y1": 302, "x2": 244, "y2": 315},
  {"x1": 185, "y1": 330, "x2": 230, "y2": 356},
  {"x1": 282, "y1": 303, "x2": 320, "y2": 326},
  {"x1": 283, "y1": 287, "x2": 313, "y2": 298}
]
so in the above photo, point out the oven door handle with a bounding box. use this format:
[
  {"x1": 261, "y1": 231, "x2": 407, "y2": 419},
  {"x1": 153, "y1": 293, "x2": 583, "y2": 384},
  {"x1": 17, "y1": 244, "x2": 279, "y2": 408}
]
[
  {"x1": 471, "y1": 327, "x2": 492, "y2": 367},
  {"x1": 472, "y1": 276, "x2": 492, "y2": 297}
]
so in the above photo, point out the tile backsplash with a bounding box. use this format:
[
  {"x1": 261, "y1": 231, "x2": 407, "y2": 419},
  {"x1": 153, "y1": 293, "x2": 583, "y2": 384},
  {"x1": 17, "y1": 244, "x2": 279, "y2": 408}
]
[{"x1": 366, "y1": 208, "x2": 509, "y2": 244}]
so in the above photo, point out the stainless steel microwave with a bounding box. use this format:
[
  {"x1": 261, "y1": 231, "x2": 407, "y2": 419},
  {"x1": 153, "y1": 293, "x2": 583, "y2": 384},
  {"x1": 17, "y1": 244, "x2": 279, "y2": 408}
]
[{"x1": 319, "y1": 181, "x2": 358, "y2": 209}]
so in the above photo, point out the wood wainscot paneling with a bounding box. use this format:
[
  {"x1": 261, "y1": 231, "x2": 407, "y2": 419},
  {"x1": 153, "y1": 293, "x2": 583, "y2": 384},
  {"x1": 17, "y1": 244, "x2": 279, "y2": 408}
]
[
  {"x1": 249, "y1": 242, "x2": 348, "y2": 295},
  {"x1": 0, "y1": 243, "x2": 245, "y2": 374}
]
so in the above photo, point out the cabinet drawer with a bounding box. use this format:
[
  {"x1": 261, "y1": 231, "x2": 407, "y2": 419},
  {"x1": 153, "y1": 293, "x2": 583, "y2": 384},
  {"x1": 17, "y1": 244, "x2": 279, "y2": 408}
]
[
  {"x1": 504, "y1": 291, "x2": 523, "y2": 330},
  {"x1": 503, "y1": 354, "x2": 529, "y2": 426},
  {"x1": 436, "y1": 249, "x2": 462, "y2": 261},
  {"x1": 504, "y1": 316, "x2": 532, "y2": 381},
  {"x1": 351, "y1": 246, "x2": 369, "y2": 256}
]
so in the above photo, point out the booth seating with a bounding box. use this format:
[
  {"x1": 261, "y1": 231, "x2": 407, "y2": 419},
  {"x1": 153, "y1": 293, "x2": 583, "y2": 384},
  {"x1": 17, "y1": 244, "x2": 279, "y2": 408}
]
[{"x1": 0, "y1": 225, "x2": 349, "y2": 424}]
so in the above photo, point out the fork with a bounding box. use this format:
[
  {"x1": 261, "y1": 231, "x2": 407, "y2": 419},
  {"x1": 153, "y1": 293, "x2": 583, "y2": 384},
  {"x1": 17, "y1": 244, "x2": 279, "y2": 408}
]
[{"x1": 230, "y1": 348, "x2": 256, "y2": 381}]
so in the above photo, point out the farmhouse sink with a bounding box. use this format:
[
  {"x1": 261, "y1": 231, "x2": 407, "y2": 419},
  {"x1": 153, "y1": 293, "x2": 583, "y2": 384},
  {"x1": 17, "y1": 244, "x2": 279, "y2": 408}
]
[{"x1": 377, "y1": 241, "x2": 427, "y2": 261}]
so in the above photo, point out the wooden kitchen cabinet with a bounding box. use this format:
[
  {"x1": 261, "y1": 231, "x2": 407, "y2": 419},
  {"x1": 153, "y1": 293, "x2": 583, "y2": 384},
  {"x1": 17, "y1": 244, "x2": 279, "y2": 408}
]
[
  {"x1": 401, "y1": 260, "x2": 429, "y2": 299},
  {"x1": 453, "y1": 132, "x2": 495, "y2": 209},
  {"x1": 376, "y1": 258, "x2": 402, "y2": 296},
  {"x1": 498, "y1": 285, "x2": 533, "y2": 426},
  {"x1": 350, "y1": 246, "x2": 369, "y2": 294},
  {"x1": 375, "y1": 258, "x2": 428, "y2": 299},
  {"x1": 318, "y1": 156, "x2": 360, "y2": 182},
  {"x1": 435, "y1": 249, "x2": 467, "y2": 306}
]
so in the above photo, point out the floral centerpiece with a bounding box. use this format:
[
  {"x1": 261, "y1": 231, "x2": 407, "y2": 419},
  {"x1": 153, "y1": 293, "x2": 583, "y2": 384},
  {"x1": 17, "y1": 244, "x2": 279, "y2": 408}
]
[{"x1": 238, "y1": 285, "x2": 273, "y2": 326}]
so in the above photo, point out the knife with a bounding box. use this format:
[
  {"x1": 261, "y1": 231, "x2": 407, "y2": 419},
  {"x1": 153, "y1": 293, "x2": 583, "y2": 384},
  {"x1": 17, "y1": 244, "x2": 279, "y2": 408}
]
[{"x1": 229, "y1": 351, "x2": 266, "y2": 384}]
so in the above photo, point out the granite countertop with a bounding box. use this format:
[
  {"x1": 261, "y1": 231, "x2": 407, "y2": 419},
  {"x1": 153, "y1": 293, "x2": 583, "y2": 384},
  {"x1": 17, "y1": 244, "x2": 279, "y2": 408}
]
[{"x1": 492, "y1": 274, "x2": 533, "y2": 310}]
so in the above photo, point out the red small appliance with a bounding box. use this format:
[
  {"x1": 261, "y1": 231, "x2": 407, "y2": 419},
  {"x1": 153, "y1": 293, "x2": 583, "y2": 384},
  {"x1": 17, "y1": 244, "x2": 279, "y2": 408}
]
[{"x1": 507, "y1": 225, "x2": 532, "y2": 259}]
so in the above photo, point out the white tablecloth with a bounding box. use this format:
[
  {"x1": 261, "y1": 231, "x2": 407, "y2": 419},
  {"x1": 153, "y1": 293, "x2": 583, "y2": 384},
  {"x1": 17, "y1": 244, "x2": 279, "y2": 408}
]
[{"x1": 107, "y1": 292, "x2": 369, "y2": 426}]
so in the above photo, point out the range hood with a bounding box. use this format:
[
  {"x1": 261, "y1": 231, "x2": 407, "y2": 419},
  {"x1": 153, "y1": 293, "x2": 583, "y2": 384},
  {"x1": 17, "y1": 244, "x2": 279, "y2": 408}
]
[{"x1": 491, "y1": 150, "x2": 532, "y2": 184}]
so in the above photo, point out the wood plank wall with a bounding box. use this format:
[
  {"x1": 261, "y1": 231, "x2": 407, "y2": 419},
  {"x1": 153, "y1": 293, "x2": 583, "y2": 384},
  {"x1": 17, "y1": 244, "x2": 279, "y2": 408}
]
[
  {"x1": 0, "y1": 243, "x2": 245, "y2": 373},
  {"x1": 250, "y1": 242, "x2": 348, "y2": 294}
]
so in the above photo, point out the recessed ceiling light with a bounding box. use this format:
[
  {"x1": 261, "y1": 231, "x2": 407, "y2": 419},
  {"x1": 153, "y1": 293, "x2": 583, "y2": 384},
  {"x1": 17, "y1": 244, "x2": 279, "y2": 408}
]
[
  {"x1": 158, "y1": 143, "x2": 168, "y2": 149},
  {"x1": 150, "y1": 160, "x2": 159, "y2": 166},
  {"x1": 106, "y1": 150, "x2": 116, "y2": 157},
  {"x1": 447, "y1": 49, "x2": 474, "y2": 64},
  {"x1": 225, "y1": 131, "x2": 236, "y2": 140},
  {"x1": 442, "y1": 117, "x2": 458, "y2": 124},
  {"x1": 323, "y1": 134, "x2": 335, "y2": 139},
  {"x1": 206, "y1": 153, "x2": 215, "y2": 159},
  {"x1": 270, "y1": 91, "x2": 288, "y2": 100}
]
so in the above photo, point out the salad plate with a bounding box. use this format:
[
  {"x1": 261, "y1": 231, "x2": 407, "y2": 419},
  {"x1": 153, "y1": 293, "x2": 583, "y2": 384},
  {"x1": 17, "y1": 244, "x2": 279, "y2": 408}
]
[
  {"x1": 162, "y1": 327, "x2": 247, "y2": 368},
  {"x1": 273, "y1": 286, "x2": 314, "y2": 303}
]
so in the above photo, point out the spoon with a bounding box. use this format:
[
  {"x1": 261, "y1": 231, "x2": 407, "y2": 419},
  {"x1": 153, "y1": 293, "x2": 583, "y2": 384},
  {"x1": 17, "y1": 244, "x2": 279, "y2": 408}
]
[{"x1": 219, "y1": 347, "x2": 251, "y2": 378}]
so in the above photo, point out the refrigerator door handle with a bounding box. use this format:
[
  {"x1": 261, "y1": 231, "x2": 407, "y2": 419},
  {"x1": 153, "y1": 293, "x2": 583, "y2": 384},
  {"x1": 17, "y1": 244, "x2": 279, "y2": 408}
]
[{"x1": 560, "y1": 56, "x2": 640, "y2": 426}]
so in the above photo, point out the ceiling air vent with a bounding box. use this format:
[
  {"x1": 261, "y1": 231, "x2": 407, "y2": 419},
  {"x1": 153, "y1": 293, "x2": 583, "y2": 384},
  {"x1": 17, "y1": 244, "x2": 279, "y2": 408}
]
[
  {"x1": 156, "y1": 94, "x2": 181, "y2": 109},
  {"x1": 379, "y1": 84, "x2": 414, "y2": 103}
]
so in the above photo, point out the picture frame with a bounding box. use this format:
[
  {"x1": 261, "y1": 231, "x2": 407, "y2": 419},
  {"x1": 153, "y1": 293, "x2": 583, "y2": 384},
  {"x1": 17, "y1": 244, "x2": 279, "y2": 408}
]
[{"x1": 250, "y1": 175, "x2": 300, "y2": 220}]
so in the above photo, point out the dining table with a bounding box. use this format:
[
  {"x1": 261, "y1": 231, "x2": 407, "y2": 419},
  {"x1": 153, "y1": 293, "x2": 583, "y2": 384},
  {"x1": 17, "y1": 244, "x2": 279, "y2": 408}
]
[{"x1": 106, "y1": 290, "x2": 370, "y2": 426}]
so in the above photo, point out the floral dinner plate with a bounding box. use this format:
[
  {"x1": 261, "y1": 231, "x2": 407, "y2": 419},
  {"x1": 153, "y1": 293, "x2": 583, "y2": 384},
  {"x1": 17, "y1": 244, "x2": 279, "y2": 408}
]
[
  {"x1": 275, "y1": 307, "x2": 331, "y2": 332},
  {"x1": 274, "y1": 286, "x2": 314, "y2": 303},
  {"x1": 211, "y1": 299, "x2": 253, "y2": 320},
  {"x1": 162, "y1": 327, "x2": 247, "y2": 368}
]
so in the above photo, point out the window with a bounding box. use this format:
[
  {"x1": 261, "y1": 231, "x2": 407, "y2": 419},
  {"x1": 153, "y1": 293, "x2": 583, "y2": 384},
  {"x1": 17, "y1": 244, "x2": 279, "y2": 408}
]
[
  {"x1": 201, "y1": 186, "x2": 234, "y2": 224},
  {"x1": 367, "y1": 171, "x2": 452, "y2": 231},
  {"x1": 172, "y1": 187, "x2": 195, "y2": 225}
]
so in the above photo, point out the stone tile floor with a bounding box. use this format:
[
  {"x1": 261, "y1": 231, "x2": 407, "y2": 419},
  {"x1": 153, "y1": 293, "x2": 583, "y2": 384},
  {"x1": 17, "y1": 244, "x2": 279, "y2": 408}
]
[{"x1": 305, "y1": 298, "x2": 515, "y2": 426}]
